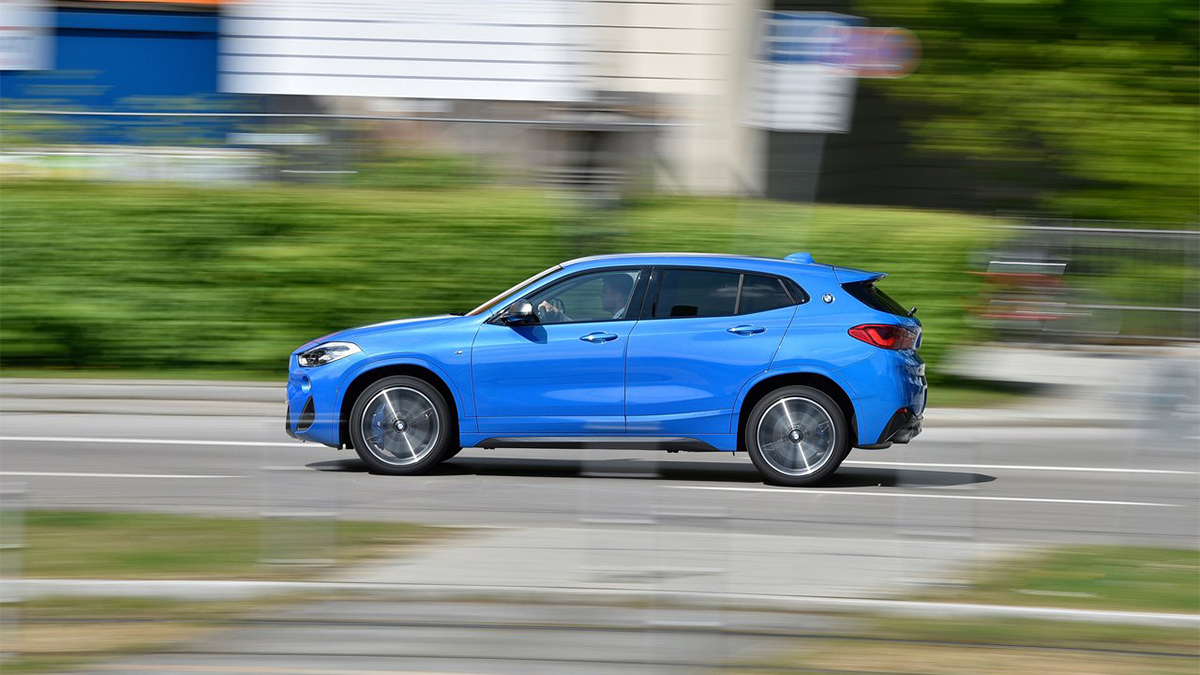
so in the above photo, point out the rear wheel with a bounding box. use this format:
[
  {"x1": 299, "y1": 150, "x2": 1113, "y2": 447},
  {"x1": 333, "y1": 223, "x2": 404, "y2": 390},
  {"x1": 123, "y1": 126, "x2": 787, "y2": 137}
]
[
  {"x1": 745, "y1": 385, "x2": 849, "y2": 486},
  {"x1": 348, "y1": 375, "x2": 458, "y2": 475}
]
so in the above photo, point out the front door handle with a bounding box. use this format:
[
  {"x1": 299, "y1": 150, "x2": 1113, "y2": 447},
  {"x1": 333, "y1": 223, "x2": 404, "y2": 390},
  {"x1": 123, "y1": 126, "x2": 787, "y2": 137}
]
[
  {"x1": 580, "y1": 331, "x2": 619, "y2": 343},
  {"x1": 727, "y1": 324, "x2": 766, "y2": 336}
]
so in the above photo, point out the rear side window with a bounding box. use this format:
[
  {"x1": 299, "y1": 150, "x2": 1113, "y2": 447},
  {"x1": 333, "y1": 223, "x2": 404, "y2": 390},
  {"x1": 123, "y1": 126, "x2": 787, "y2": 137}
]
[
  {"x1": 844, "y1": 281, "x2": 909, "y2": 317},
  {"x1": 738, "y1": 274, "x2": 793, "y2": 314},
  {"x1": 652, "y1": 269, "x2": 740, "y2": 318}
]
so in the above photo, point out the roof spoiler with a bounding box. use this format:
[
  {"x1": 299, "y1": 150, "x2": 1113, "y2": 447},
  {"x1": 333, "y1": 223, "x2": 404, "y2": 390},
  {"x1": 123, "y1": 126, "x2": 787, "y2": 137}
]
[
  {"x1": 833, "y1": 266, "x2": 887, "y2": 284},
  {"x1": 785, "y1": 253, "x2": 887, "y2": 283}
]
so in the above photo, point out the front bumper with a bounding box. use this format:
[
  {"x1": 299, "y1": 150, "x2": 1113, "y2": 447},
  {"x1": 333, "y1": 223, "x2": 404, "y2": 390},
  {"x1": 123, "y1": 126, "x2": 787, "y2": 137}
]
[
  {"x1": 285, "y1": 351, "x2": 359, "y2": 448},
  {"x1": 285, "y1": 403, "x2": 296, "y2": 439}
]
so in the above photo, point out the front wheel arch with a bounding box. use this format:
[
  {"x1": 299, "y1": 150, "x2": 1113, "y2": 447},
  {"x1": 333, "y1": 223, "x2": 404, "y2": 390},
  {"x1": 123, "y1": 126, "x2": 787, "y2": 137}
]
[{"x1": 339, "y1": 364, "x2": 459, "y2": 449}]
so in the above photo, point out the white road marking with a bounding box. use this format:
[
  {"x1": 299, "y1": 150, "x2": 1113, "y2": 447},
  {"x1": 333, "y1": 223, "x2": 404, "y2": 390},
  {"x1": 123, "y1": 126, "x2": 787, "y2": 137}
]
[
  {"x1": 0, "y1": 471, "x2": 243, "y2": 479},
  {"x1": 844, "y1": 460, "x2": 1198, "y2": 475},
  {"x1": 0, "y1": 435, "x2": 301, "y2": 448},
  {"x1": 2, "y1": 435, "x2": 1195, "y2": 484},
  {"x1": 668, "y1": 485, "x2": 1179, "y2": 507}
]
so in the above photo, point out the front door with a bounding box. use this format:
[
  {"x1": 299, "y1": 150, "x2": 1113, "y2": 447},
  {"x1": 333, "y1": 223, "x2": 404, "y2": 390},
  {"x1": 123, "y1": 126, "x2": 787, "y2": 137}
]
[{"x1": 471, "y1": 267, "x2": 647, "y2": 434}]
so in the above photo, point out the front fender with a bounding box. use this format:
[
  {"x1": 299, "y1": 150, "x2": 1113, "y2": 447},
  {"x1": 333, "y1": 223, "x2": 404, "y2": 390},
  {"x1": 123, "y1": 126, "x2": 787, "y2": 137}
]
[{"x1": 336, "y1": 352, "x2": 474, "y2": 422}]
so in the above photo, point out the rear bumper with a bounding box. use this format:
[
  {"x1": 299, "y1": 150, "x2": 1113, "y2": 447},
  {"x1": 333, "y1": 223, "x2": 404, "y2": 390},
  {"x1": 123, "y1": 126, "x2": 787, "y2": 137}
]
[
  {"x1": 879, "y1": 408, "x2": 923, "y2": 444},
  {"x1": 839, "y1": 348, "x2": 927, "y2": 446}
]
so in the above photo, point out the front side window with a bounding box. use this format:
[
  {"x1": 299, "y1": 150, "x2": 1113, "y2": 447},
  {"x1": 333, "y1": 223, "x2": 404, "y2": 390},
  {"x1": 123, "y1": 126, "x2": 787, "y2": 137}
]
[
  {"x1": 525, "y1": 269, "x2": 642, "y2": 324},
  {"x1": 651, "y1": 269, "x2": 741, "y2": 318}
]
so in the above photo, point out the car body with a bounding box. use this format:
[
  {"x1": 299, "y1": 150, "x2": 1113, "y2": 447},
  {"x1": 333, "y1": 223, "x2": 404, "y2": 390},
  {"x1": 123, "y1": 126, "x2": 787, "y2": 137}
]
[{"x1": 286, "y1": 252, "x2": 926, "y2": 485}]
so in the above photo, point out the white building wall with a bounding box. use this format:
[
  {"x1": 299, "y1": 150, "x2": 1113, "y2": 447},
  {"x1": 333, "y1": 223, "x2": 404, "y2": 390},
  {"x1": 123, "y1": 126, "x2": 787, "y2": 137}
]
[
  {"x1": 219, "y1": 0, "x2": 767, "y2": 195},
  {"x1": 581, "y1": 0, "x2": 767, "y2": 194}
]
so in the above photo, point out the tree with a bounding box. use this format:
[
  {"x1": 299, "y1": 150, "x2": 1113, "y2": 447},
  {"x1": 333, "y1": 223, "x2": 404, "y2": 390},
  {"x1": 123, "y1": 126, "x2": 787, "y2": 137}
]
[{"x1": 857, "y1": 0, "x2": 1199, "y2": 224}]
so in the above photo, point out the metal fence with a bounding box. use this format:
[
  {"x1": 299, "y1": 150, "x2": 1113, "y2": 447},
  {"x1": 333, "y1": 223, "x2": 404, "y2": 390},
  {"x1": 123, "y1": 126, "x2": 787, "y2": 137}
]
[
  {"x1": 977, "y1": 221, "x2": 1200, "y2": 342},
  {"x1": 0, "y1": 106, "x2": 672, "y2": 200}
]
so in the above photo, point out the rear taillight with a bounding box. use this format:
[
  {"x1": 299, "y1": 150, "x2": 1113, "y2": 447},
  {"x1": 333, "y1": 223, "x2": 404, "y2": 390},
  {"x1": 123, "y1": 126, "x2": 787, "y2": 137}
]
[{"x1": 848, "y1": 324, "x2": 918, "y2": 350}]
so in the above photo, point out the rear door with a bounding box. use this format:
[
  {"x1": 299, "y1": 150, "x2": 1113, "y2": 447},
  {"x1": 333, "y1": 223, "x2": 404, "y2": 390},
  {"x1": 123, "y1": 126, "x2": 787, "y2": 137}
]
[{"x1": 624, "y1": 268, "x2": 798, "y2": 435}]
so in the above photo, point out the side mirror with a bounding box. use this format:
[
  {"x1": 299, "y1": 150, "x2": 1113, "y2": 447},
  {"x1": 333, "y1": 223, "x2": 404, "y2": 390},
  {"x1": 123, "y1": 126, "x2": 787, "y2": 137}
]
[{"x1": 500, "y1": 299, "x2": 538, "y2": 326}]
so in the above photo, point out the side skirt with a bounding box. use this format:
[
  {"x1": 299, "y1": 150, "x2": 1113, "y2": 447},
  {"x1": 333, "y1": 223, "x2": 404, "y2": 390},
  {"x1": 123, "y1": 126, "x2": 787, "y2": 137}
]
[{"x1": 475, "y1": 436, "x2": 720, "y2": 452}]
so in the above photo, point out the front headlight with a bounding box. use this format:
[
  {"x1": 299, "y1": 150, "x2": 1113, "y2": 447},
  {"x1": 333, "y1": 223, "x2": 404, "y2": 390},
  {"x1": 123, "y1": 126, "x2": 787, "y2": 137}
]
[{"x1": 297, "y1": 341, "x2": 361, "y2": 367}]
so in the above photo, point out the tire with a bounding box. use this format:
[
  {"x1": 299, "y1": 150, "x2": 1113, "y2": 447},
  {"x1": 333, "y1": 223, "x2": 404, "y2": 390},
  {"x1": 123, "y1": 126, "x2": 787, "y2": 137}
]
[
  {"x1": 348, "y1": 375, "x2": 459, "y2": 475},
  {"x1": 745, "y1": 385, "x2": 850, "y2": 487}
]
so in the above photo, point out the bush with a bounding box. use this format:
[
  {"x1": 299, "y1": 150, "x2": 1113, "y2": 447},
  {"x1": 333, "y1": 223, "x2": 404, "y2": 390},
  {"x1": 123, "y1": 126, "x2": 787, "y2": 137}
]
[{"x1": 0, "y1": 180, "x2": 991, "y2": 381}]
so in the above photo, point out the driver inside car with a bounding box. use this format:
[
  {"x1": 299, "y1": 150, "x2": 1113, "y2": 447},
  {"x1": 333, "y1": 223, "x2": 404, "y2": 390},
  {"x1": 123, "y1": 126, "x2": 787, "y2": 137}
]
[{"x1": 536, "y1": 273, "x2": 634, "y2": 324}]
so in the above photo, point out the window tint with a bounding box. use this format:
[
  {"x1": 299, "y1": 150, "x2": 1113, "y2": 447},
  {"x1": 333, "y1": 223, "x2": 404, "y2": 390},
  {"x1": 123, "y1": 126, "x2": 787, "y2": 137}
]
[
  {"x1": 526, "y1": 269, "x2": 641, "y2": 324},
  {"x1": 652, "y1": 269, "x2": 740, "y2": 318},
  {"x1": 843, "y1": 281, "x2": 909, "y2": 317},
  {"x1": 738, "y1": 274, "x2": 793, "y2": 314}
]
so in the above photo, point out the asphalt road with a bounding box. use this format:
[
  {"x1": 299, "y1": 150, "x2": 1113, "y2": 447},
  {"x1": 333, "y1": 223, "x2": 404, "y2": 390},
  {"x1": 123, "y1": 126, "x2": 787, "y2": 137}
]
[
  {"x1": 1, "y1": 410, "x2": 1197, "y2": 547},
  {"x1": 3, "y1": 406, "x2": 1198, "y2": 675}
]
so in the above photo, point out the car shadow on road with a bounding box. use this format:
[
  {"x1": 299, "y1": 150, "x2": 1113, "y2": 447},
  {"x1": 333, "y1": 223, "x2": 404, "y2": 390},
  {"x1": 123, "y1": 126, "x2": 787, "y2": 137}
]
[{"x1": 306, "y1": 456, "x2": 995, "y2": 488}]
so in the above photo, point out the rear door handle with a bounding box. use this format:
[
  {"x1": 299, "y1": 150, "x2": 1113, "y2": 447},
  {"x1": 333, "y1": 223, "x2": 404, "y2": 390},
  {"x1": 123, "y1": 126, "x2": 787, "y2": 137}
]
[
  {"x1": 727, "y1": 324, "x2": 766, "y2": 336},
  {"x1": 580, "y1": 331, "x2": 619, "y2": 343}
]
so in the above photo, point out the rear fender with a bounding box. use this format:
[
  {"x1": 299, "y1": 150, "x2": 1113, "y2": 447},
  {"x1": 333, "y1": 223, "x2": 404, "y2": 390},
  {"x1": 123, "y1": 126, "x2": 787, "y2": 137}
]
[{"x1": 730, "y1": 365, "x2": 859, "y2": 434}]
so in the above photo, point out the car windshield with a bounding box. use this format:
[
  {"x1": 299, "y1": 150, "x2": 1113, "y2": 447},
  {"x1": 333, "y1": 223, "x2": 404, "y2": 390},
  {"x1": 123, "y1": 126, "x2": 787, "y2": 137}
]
[{"x1": 466, "y1": 265, "x2": 562, "y2": 316}]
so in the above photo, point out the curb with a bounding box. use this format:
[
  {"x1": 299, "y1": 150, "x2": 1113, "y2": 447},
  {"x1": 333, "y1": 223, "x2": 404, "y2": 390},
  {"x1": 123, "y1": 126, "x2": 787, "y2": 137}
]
[{"x1": 7, "y1": 579, "x2": 1197, "y2": 628}]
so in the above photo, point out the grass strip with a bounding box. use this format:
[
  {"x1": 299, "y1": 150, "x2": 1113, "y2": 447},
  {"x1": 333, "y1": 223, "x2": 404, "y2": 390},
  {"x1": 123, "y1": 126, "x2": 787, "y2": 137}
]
[
  {"x1": 924, "y1": 545, "x2": 1200, "y2": 614},
  {"x1": 20, "y1": 510, "x2": 448, "y2": 580}
]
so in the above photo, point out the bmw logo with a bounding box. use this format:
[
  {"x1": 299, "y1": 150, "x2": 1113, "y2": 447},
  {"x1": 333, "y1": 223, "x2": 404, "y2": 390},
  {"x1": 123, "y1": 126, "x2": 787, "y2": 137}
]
[{"x1": 822, "y1": 294, "x2": 834, "y2": 303}]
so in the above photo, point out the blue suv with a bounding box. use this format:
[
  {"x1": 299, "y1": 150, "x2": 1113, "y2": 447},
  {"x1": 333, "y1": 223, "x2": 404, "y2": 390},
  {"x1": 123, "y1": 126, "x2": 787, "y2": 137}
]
[{"x1": 286, "y1": 253, "x2": 925, "y2": 486}]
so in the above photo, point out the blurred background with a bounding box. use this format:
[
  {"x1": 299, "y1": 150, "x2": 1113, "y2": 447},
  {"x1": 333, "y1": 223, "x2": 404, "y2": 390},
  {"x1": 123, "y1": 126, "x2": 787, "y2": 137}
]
[{"x1": 0, "y1": 0, "x2": 1197, "y2": 673}]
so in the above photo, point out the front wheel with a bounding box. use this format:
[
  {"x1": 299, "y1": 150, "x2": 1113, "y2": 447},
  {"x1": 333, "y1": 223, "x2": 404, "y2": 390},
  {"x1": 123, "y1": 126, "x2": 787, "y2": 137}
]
[
  {"x1": 348, "y1": 375, "x2": 458, "y2": 475},
  {"x1": 745, "y1": 386, "x2": 850, "y2": 487}
]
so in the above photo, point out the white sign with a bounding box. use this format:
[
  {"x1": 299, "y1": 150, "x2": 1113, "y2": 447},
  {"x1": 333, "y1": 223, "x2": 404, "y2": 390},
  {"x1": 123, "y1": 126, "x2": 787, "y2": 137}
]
[
  {"x1": 747, "y1": 12, "x2": 862, "y2": 133},
  {"x1": 0, "y1": 0, "x2": 50, "y2": 71},
  {"x1": 747, "y1": 12, "x2": 919, "y2": 133},
  {"x1": 220, "y1": 0, "x2": 584, "y2": 102}
]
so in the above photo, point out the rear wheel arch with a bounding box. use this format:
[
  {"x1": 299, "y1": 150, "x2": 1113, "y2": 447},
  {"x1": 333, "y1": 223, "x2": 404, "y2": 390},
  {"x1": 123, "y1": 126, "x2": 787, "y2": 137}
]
[
  {"x1": 737, "y1": 372, "x2": 858, "y2": 451},
  {"x1": 340, "y1": 364, "x2": 459, "y2": 449}
]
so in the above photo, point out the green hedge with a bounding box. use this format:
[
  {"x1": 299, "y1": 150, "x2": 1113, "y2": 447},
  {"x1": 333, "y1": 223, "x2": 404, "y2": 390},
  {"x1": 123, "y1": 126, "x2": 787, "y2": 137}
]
[{"x1": 0, "y1": 181, "x2": 991, "y2": 381}]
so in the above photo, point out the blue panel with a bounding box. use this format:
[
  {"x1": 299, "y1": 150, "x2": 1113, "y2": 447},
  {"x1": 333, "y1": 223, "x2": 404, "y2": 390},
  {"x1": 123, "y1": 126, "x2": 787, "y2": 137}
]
[
  {"x1": 0, "y1": 8, "x2": 237, "y2": 144},
  {"x1": 57, "y1": 8, "x2": 218, "y2": 33}
]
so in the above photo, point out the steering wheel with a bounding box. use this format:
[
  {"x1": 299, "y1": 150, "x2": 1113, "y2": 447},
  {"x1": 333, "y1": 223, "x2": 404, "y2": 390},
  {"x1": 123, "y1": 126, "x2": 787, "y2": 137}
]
[{"x1": 536, "y1": 297, "x2": 567, "y2": 321}]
